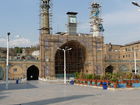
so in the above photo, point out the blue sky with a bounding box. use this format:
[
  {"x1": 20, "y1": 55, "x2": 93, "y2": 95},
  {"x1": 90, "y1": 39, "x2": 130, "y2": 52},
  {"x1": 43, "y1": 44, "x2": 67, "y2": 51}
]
[{"x1": 0, "y1": 0, "x2": 140, "y2": 47}]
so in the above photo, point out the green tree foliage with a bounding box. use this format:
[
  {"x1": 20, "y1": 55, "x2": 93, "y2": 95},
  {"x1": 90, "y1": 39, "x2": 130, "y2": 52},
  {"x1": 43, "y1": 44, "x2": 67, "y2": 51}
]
[
  {"x1": 75, "y1": 72, "x2": 140, "y2": 81},
  {"x1": 15, "y1": 47, "x2": 22, "y2": 53}
]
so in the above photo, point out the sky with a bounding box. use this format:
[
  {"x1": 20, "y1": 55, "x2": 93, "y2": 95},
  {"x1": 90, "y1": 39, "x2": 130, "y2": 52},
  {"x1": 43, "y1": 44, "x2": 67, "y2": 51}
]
[{"x1": 0, "y1": 0, "x2": 140, "y2": 47}]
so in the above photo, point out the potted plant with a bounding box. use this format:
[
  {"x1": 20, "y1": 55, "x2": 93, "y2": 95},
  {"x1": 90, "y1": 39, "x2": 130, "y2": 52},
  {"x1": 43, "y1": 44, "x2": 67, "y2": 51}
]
[
  {"x1": 110, "y1": 73, "x2": 119, "y2": 88},
  {"x1": 74, "y1": 72, "x2": 80, "y2": 84},
  {"x1": 86, "y1": 74, "x2": 94, "y2": 85},
  {"x1": 126, "y1": 80, "x2": 132, "y2": 88},
  {"x1": 94, "y1": 75, "x2": 101, "y2": 86},
  {"x1": 125, "y1": 72, "x2": 133, "y2": 88},
  {"x1": 110, "y1": 78, "x2": 118, "y2": 88}
]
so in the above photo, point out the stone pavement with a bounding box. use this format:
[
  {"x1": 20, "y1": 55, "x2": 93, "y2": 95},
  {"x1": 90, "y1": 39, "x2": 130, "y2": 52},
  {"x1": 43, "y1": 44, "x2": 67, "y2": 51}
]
[{"x1": 0, "y1": 80, "x2": 140, "y2": 105}]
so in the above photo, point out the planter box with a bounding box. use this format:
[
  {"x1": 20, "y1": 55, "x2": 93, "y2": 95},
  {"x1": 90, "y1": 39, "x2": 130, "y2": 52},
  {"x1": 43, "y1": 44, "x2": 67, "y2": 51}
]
[
  {"x1": 118, "y1": 83, "x2": 126, "y2": 88},
  {"x1": 92, "y1": 81, "x2": 95, "y2": 86},
  {"x1": 118, "y1": 80, "x2": 126, "y2": 88},
  {"x1": 132, "y1": 83, "x2": 140, "y2": 87},
  {"x1": 109, "y1": 83, "x2": 114, "y2": 88},
  {"x1": 87, "y1": 81, "x2": 91, "y2": 85},
  {"x1": 92, "y1": 80, "x2": 97, "y2": 86},
  {"x1": 134, "y1": 80, "x2": 140, "y2": 83},
  {"x1": 96, "y1": 80, "x2": 102, "y2": 86},
  {"x1": 97, "y1": 82, "x2": 101, "y2": 86}
]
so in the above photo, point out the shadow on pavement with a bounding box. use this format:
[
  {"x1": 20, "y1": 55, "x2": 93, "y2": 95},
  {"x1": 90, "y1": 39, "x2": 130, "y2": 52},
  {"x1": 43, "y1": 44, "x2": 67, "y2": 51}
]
[
  {"x1": 21, "y1": 95, "x2": 94, "y2": 105},
  {"x1": 0, "y1": 96, "x2": 7, "y2": 100},
  {"x1": 0, "y1": 91, "x2": 11, "y2": 101},
  {"x1": 0, "y1": 82, "x2": 37, "y2": 91}
]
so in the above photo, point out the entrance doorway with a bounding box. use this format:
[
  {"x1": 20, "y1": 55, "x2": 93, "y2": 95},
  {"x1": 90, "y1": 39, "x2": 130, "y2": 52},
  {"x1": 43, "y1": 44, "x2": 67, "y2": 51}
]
[
  {"x1": 27, "y1": 65, "x2": 39, "y2": 80},
  {"x1": 0, "y1": 66, "x2": 3, "y2": 80},
  {"x1": 105, "y1": 65, "x2": 114, "y2": 73}
]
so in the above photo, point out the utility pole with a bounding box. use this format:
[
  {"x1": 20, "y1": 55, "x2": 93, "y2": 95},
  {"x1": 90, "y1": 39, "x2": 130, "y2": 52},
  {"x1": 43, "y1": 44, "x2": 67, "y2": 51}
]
[
  {"x1": 6, "y1": 32, "x2": 10, "y2": 89},
  {"x1": 134, "y1": 49, "x2": 137, "y2": 75},
  {"x1": 132, "y1": 1, "x2": 140, "y2": 74}
]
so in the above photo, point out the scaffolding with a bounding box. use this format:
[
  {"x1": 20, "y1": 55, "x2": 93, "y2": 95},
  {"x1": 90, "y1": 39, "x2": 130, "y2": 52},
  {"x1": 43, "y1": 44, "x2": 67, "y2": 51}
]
[
  {"x1": 90, "y1": 2, "x2": 104, "y2": 37},
  {"x1": 49, "y1": 0, "x2": 53, "y2": 34}
]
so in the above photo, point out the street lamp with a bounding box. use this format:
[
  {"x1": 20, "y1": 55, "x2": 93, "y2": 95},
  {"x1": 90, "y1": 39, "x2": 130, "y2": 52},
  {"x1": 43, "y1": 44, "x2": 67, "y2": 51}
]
[
  {"x1": 131, "y1": 1, "x2": 140, "y2": 73},
  {"x1": 133, "y1": 49, "x2": 137, "y2": 74},
  {"x1": 58, "y1": 47, "x2": 72, "y2": 84},
  {"x1": 6, "y1": 32, "x2": 10, "y2": 89},
  {"x1": 133, "y1": 49, "x2": 140, "y2": 74},
  {"x1": 132, "y1": 1, "x2": 140, "y2": 7}
]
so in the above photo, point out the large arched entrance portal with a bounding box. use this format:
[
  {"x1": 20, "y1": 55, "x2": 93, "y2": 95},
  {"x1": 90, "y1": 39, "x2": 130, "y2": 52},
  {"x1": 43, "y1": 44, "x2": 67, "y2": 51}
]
[
  {"x1": 55, "y1": 40, "x2": 86, "y2": 78},
  {"x1": 27, "y1": 65, "x2": 39, "y2": 80}
]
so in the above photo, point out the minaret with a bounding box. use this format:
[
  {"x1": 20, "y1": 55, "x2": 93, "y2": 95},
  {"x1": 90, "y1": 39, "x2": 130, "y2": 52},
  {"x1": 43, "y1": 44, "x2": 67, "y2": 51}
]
[
  {"x1": 90, "y1": 2, "x2": 104, "y2": 37},
  {"x1": 40, "y1": 0, "x2": 51, "y2": 78},
  {"x1": 40, "y1": 0, "x2": 51, "y2": 34}
]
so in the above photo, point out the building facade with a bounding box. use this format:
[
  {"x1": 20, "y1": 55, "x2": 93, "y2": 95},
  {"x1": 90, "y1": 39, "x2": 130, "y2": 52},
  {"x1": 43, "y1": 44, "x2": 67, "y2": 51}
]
[
  {"x1": 104, "y1": 41, "x2": 140, "y2": 74},
  {"x1": 0, "y1": 1, "x2": 140, "y2": 80}
]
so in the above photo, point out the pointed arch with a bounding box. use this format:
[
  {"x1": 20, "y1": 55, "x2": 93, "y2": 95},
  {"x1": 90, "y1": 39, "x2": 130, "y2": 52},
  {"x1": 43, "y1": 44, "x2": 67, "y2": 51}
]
[
  {"x1": 55, "y1": 40, "x2": 86, "y2": 78},
  {"x1": 27, "y1": 65, "x2": 39, "y2": 80},
  {"x1": 105, "y1": 65, "x2": 114, "y2": 73},
  {"x1": 0, "y1": 66, "x2": 4, "y2": 80}
]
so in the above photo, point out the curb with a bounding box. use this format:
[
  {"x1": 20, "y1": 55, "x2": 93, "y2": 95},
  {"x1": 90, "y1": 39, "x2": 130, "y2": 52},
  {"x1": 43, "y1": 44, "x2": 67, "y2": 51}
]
[{"x1": 74, "y1": 84, "x2": 140, "y2": 90}]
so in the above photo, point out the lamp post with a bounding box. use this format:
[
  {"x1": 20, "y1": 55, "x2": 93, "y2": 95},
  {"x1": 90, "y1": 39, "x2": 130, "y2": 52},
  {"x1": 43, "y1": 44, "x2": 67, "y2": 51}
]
[
  {"x1": 6, "y1": 32, "x2": 10, "y2": 89},
  {"x1": 133, "y1": 49, "x2": 137, "y2": 74},
  {"x1": 132, "y1": 1, "x2": 140, "y2": 7},
  {"x1": 58, "y1": 47, "x2": 72, "y2": 84},
  {"x1": 133, "y1": 49, "x2": 140, "y2": 75},
  {"x1": 131, "y1": 1, "x2": 140, "y2": 73}
]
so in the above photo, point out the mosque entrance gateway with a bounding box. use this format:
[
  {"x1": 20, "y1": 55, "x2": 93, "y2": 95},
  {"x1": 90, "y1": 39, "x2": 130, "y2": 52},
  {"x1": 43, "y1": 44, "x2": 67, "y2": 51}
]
[
  {"x1": 55, "y1": 41, "x2": 86, "y2": 78},
  {"x1": 27, "y1": 65, "x2": 39, "y2": 80}
]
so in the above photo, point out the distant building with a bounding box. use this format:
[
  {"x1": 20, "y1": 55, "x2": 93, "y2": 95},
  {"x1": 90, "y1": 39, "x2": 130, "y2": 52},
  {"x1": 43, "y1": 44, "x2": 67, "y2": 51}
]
[
  {"x1": 104, "y1": 41, "x2": 140, "y2": 74},
  {"x1": 32, "y1": 50, "x2": 40, "y2": 60}
]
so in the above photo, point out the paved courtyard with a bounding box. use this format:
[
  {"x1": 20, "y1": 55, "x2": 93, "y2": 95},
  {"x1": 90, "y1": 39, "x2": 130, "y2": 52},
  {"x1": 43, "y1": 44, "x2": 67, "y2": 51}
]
[{"x1": 0, "y1": 80, "x2": 140, "y2": 105}]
